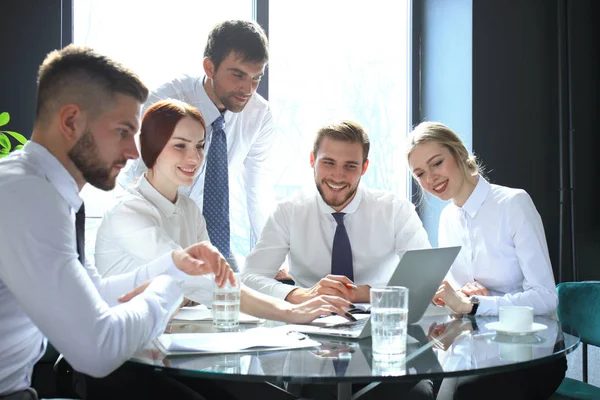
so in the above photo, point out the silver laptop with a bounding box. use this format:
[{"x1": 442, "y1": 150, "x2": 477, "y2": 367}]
[{"x1": 290, "y1": 246, "x2": 461, "y2": 339}]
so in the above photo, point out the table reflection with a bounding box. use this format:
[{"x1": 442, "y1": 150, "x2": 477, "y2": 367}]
[{"x1": 129, "y1": 315, "x2": 578, "y2": 384}]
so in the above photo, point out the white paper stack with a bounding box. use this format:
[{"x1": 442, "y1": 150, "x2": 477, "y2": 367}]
[{"x1": 155, "y1": 326, "x2": 321, "y2": 355}]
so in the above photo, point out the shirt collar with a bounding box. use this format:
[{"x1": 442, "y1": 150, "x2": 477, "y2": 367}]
[
  {"x1": 136, "y1": 174, "x2": 180, "y2": 217},
  {"x1": 316, "y1": 183, "x2": 364, "y2": 216},
  {"x1": 198, "y1": 76, "x2": 231, "y2": 125},
  {"x1": 461, "y1": 175, "x2": 491, "y2": 218},
  {"x1": 23, "y1": 141, "x2": 82, "y2": 212}
]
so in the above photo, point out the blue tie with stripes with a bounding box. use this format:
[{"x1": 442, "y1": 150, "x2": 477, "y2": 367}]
[
  {"x1": 203, "y1": 114, "x2": 230, "y2": 258},
  {"x1": 331, "y1": 212, "x2": 354, "y2": 280}
]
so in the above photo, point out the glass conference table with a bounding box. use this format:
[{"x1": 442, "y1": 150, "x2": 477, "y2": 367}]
[{"x1": 130, "y1": 314, "x2": 579, "y2": 400}]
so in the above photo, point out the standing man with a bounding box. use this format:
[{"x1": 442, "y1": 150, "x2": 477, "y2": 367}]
[
  {"x1": 0, "y1": 45, "x2": 231, "y2": 400},
  {"x1": 119, "y1": 20, "x2": 276, "y2": 269},
  {"x1": 242, "y1": 120, "x2": 432, "y2": 304}
]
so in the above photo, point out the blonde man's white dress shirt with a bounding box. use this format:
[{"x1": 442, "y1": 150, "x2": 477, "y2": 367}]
[
  {"x1": 438, "y1": 176, "x2": 558, "y2": 316},
  {"x1": 95, "y1": 174, "x2": 213, "y2": 304},
  {"x1": 0, "y1": 142, "x2": 185, "y2": 395},
  {"x1": 242, "y1": 185, "x2": 432, "y2": 300},
  {"x1": 117, "y1": 74, "x2": 277, "y2": 242}
]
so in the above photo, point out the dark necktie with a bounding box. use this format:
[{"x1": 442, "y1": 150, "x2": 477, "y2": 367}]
[
  {"x1": 203, "y1": 114, "x2": 231, "y2": 258},
  {"x1": 332, "y1": 357, "x2": 350, "y2": 377},
  {"x1": 75, "y1": 203, "x2": 85, "y2": 265},
  {"x1": 331, "y1": 212, "x2": 354, "y2": 280}
]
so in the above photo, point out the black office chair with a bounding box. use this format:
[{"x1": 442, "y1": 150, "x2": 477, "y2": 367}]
[{"x1": 30, "y1": 343, "x2": 80, "y2": 399}]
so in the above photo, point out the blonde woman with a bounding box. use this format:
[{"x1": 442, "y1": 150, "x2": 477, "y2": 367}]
[{"x1": 407, "y1": 121, "x2": 565, "y2": 400}]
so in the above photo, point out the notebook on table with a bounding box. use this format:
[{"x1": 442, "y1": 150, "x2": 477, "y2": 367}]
[{"x1": 155, "y1": 326, "x2": 320, "y2": 356}]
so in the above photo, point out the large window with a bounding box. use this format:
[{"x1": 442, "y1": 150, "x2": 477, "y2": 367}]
[
  {"x1": 74, "y1": 0, "x2": 252, "y2": 90},
  {"x1": 268, "y1": 1, "x2": 411, "y2": 198},
  {"x1": 74, "y1": 0, "x2": 411, "y2": 260}
]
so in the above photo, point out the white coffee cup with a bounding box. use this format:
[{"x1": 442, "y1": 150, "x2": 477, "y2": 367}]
[{"x1": 499, "y1": 306, "x2": 534, "y2": 332}]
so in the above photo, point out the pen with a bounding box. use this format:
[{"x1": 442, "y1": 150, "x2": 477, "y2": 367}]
[
  {"x1": 344, "y1": 312, "x2": 357, "y2": 322},
  {"x1": 345, "y1": 283, "x2": 358, "y2": 289}
]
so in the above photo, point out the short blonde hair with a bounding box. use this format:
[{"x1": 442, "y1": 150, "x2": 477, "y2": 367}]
[
  {"x1": 407, "y1": 121, "x2": 482, "y2": 177},
  {"x1": 313, "y1": 120, "x2": 370, "y2": 162}
]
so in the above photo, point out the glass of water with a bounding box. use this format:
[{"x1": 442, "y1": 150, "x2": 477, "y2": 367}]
[
  {"x1": 212, "y1": 273, "x2": 241, "y2": 330},
  {"x1": 370, "y1": 286, "x2": 408, "y2": 359}
]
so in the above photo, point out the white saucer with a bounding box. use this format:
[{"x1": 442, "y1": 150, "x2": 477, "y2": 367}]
[{"x1": 485, "y1": 322, "x2": 547, "y2": 336}]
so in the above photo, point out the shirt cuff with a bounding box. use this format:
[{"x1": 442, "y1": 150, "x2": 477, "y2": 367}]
[
  {"x1": 165, "y1": 252, "x2": 188, "y2": 282},
  {"x1": 144, "y1": 250, "x2": 187, "y2": 282},
  {"x1": 477, "y1": 296, "x2": 498, "y2": 316},
  {"x1": 271, "y1": 282, "x2": 297, "y2": 301}
]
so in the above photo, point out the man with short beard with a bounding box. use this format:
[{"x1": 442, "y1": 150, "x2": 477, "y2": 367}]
[
  {"x1": 119, "y1": 20, "x2": 276, "y2": 271},
  {"x1": 242, "y1": 120, "x2": 434, "y2": 400},
  {"x1": 242, "y1": 120, "x2": 431, "y2": 305},
  {"x1": 0, "y1": 44, "x2": 233, "y2": 400}
]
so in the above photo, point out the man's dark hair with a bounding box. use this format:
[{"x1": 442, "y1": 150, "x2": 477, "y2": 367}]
[
  {"x1": 35, "y1": 44, "x2": 149, "y2": 126},
  {"x1": 204, "y1": 20, "x2": 269, "y2": 71}
]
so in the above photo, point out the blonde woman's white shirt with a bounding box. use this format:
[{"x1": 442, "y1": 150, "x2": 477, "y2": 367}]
[
  {"x1": 95, "y1": 174, "x2": 213, "y2": 304},
  {"x1": 242, "y1": 185, "x2": 432, "y2": 300},
  {"x1": 438, "y1": 176, "x2": 558, "y2": 316}
]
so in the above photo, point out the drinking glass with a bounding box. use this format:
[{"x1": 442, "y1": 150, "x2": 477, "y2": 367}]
[
  {"x1": 370, "y1": 286, "x2": 409, "y2": 359},
  {"x1": 212, "y1": 273, "x2": 241, "y2": 329}
]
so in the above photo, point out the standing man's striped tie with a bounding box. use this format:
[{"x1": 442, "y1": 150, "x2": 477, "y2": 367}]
[{"x1": 203, "y1": 114, "x2": 231, "y2": 259}]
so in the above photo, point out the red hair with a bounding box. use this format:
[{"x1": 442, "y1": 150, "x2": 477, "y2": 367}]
[{"x1": 140, "y1": 99, "x2": 206, "y2": 168}]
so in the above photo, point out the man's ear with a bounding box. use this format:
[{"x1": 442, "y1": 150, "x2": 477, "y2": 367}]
[
  {"x1": 361, "y1": 159, "x2": 369, "y2": 175},
  {"x1": 310, "y1": 152, "x2": 316, "y2": 169},
  {"x1": 58, "y1": 104, "x2": 84, "y2": 142},
  {"x1": 203, "y1": 58, "x2": 215, "y2": 79}
]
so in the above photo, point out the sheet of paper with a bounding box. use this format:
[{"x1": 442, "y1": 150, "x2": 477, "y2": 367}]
[
  {"x1": 155, "y1": 326, "x2": 321, "y2": 355},
  {"x1": 173, "y1": 305, "x2": 262, "y2": 323}
]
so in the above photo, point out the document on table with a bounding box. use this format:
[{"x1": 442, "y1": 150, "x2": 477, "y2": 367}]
[
  {"x1": 172, "y1": 305, "x2": 263, "y2": 323},
  {"x1": 155, "y1": 326, "x2": 321, "y2": 356}
]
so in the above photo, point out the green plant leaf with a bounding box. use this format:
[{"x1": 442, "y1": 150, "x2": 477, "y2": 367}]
[
  {"x1": 14, "y1": 144, "x2": 24, "y2": 151},
  {"x1": 0, "y1": 133, "x2": 11, "y2": 157},
  {"x1": 0, "y1": 112, "x2": 9, "y2": 128},
  {"x1": 2, "y1": 130, "x2": 27, "y2": 145}
]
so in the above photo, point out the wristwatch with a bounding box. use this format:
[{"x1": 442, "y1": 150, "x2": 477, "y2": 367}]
[{"x1": 468, "y1": 296, "x2": 480, "y2": 316}]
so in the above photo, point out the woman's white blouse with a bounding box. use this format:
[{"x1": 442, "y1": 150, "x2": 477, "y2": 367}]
[
  {"x1": 95, "y1": 174, "x2": 213, "y2": 303},
  {"x1": 438, "y1": 177, "x2": 558, "y2": 316}
]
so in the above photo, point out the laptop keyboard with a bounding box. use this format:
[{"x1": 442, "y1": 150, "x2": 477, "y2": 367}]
[{"x1": 325, "y1": 317, "x2": 368, "y2": 332}]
